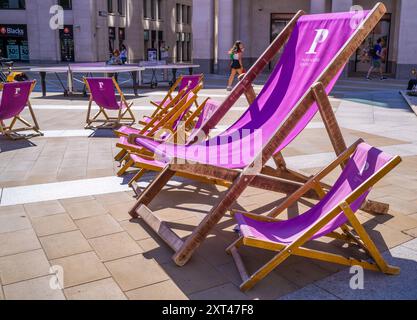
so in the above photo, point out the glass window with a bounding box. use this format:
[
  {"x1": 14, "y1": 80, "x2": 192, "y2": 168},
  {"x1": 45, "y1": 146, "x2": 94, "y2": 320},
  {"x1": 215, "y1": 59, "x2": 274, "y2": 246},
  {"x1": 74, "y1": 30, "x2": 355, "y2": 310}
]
[
  {"x1": 58, "y1": 0, "x2": 72, "y2": 10},
  {"x1": 176, "y1": 3, "x2": 181, "y2": 23},
  {"x1": 143, "y1": 0, "x2": 149, "y2": 18},
  {"x1": 117, "y1": 0, "x2": 124, "y2": 15},
  {"x1": 107, "y1": 0, "x2": 113, "y2": 14},
  {"x1": 0, "y1": 0, "x2": 26, "y2": 9},
  {"x1": 187, "y1": 5, "x2": 191, "y2": 24},
  {"x1": 182, "y1": 5, "x2": 186, "y2": 24},
  {"x1": 176, "y1": 32, "x2": 181, "y2": 62},
  {"x1": 150, "y1": 0, "x2": 156, "y2": 20},
  {"x1": 157, "y1": 0, "x2": 162, "y2": 20}
]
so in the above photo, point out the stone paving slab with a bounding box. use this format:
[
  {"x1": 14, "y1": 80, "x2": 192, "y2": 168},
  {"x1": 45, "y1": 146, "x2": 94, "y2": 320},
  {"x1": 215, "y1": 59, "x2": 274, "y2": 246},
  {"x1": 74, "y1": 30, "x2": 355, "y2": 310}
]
[{"x1": 281, "y1": 240, "x2": 417, "y2": 300}]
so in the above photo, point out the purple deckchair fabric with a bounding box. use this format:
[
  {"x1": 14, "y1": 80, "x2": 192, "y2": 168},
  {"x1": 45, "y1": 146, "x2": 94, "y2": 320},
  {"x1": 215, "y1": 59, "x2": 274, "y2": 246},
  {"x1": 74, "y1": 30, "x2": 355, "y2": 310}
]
[
  {"x1": 86, "y1": 77, "x2": 121, "y2": 110},
  {"x1": 234, "y1": 143, "x2": 394, "y2": 244},
  {"x1": 0, "y1": 81, "x2": 34, "y2": 121},
  {"x1": 171, "y1": 91, "x2": 198, "y2": 130},
  {"x1": 117, "y1": 91, "x2": 199, "y2": 145},
  {"x1": 132, "y1": 11, "x2": 369, "y2": 169},
  {"x1": 194, "y1": 99, "x2": 221, "y2": 130},
  {"x1": 178, "y1": 75, "x2": 201, "y2": 95}
]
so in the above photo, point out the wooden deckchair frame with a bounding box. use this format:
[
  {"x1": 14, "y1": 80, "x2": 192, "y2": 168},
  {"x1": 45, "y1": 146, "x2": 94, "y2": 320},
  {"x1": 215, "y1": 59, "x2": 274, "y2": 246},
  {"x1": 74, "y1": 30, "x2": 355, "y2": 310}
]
[
  {"x1": 114, "y1": 83, "x2": 204, "y2": 163},
  {"x1": 227, "y1": 139, "x2": 401, "y2": 291},
  {"x1": 116, "y1": 87, "x2": 207, "y2": 178},
  {"x1": 128, "y1": 3, "x2": 388, "y2": 267},
  {"x1": 114, "y1": 85, "x2": 190, "y2": 140},
  {"x1": 84, "y1": 77, "x2": 136, "y2": 129},
  {"x1": 0, "y1": 81, "x2": 43, "y2": 140},
  {"x1": 149, "y1": 74, "x2": 204, "y2": 119}
]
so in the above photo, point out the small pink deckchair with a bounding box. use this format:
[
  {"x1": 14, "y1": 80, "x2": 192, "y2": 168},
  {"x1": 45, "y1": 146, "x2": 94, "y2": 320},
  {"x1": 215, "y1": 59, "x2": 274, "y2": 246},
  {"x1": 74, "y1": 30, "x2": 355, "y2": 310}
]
[
  {"x1": 0, "y1": 81, "x2": 43, "y2": 140},
  {"x1": 84, "y1": 77, "x2": 136, "y2": 129},
  {"x1": 148, "y1": 74, "x2": 204, "y2": 120},
  {"x1": 126, "y1": 4, "x2": 388, "y2": 266},
  {"x1": 114, "y1": 83, "x2": 204, "y2": 164},
  {"x1": 118, "y1": 99, "x2": 222, "y2": 189},
  {"x1": 228, "y1": 140, "x2": 401, "y2": 291}
]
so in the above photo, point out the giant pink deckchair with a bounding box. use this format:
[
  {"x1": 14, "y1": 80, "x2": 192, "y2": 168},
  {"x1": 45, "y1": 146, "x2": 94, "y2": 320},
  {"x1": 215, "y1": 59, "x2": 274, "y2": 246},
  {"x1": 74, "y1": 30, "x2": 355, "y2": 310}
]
[
  {"x1": 84, "y1": 77, "x2": 136, "y2": 129},
  {"x1": 228, "y1": 140, "x2": 401, "y2": 291},
  {"x1": 0, "y1": 81, "x2": 43, "y2": 140},
  {"x1": 127, "y1": 4, "x2": 388, "y2": 266}
]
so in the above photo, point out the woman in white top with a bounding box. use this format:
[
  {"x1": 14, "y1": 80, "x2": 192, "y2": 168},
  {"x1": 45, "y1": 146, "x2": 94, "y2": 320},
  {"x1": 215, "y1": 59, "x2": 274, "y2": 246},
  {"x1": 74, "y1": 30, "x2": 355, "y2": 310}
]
[{"x1": 227, "y1": 41, "x2": 245, "y2": 91}]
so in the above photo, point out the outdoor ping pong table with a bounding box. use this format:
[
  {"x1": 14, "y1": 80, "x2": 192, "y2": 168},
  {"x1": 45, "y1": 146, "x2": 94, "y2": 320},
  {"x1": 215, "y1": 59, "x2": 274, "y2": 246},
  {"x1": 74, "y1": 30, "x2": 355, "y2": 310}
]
[
  {"x1": 30, "y1": 63, "x2": 145, "y2": 97},
  {"x1": 139, "y1": 62, "x2": 200, "y2": 88}
]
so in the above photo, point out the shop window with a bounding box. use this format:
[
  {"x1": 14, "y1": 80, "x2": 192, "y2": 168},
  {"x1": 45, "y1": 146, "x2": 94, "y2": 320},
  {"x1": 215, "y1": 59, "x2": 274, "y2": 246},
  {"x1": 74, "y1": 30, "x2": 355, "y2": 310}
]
[
  {"x1": 58, "y1": 0, "x2": 72, "y2": 10},
  {"x1": 117, "y1": 0, "x2": 124, "y2": 15},
  {"x1": 119, "y1": 27, "x2": 125, "y2": 49},
  {"x1": 108, "y1": 27, "x2": 116, "y2": 55},
  {"x1": 354, "y1": 13, "x2": 392, "y2": 74},
  {"x1": 0, "y1": 24, "x2": 29, "y2": 61},
  {"x1": 59, "y1": 25, "x2": 74, "y2": 62},
  {"x1": 143, "y1": 0, "x2": 149, "y2": 18},
  {"x1": 107, "y1": 0, "x2": 113, "y2": 14},
  {"x1": 0, "y1": 0, "x2": 26, "y2": 9},
  {"x1": 176, "y1": 3, "x2": 181, "y2": 23},
  {"x1": 150, "y1": 0, "x2": 156, "y2": 20}
]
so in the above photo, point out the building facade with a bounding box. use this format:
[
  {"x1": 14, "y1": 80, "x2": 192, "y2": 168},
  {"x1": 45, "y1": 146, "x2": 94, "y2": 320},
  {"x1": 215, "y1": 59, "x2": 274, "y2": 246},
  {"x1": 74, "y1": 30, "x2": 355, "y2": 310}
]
[
  {"x1": 0, "y1": 0, "x2": 193, "y2": 63},
  {"x1": 193, "y1": 0, "x2": 417, "y2": 78}
]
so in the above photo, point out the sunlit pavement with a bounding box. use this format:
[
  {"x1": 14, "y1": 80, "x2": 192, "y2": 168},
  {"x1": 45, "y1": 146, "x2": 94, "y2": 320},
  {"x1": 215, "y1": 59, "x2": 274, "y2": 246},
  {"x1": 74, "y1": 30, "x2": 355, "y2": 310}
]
[{"x1": 0, "y1": 74, "x2": 416, "y2": 300}]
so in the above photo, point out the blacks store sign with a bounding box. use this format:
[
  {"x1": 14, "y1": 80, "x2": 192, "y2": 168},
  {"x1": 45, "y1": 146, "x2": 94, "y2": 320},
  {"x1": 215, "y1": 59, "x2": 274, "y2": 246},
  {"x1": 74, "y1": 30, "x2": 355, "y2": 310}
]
[{"x1": 0, "y1": 24, "x2": 29, "y2": 61}]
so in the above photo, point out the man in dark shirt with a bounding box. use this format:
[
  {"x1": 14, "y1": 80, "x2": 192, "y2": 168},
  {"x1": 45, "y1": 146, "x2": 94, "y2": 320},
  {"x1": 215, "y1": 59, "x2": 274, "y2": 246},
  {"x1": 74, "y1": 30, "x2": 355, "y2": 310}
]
[{"x1": 366, "y1": 38, "x2": 387, "y2": 80}]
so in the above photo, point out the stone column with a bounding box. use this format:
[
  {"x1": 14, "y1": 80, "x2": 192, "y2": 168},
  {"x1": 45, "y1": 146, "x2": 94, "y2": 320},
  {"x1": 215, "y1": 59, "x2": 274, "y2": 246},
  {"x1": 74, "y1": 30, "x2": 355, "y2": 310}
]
[
  {"x1": 192, "y1": 0, "x2": 215, "y2": 73},
  {"x1": 238, "y1": 0, "x2": 252, "y2": 69},
  {"x1": 396, "y1": 0, "x2": 417, "y2": 78},
  {"x1": 125, "y1": 0, "x2": 142, "y2": 63},
  {"x1": 26, "y1": 0, "x2": 59, "y2": 62},
  {"x1": 73, "y1": 0, "x2": 96, "y2": 62},
  {"x1": 217, "y1": 0, "x2": 234, "y2": 74}
]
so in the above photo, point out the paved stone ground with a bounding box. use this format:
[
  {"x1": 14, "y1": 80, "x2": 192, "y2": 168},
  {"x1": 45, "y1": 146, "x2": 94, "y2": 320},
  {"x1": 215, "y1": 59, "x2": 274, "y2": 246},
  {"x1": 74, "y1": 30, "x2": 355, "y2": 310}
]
[{"x1": 0, "y1": 73, "x2": 416, "y2": 300}]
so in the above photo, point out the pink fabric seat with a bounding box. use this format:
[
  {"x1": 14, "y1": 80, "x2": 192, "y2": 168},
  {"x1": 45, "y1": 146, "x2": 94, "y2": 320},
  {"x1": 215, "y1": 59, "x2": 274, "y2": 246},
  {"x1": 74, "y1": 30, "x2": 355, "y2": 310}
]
[
  {"x1": 235, "y1": 143, "x2": 394, "y2": 244},
  {"x1": 0, "y1": 81, "x2": 34, "y2": 121},
  {"x1": 85, "y1": 77, "x2": 124, "y2": 110}
]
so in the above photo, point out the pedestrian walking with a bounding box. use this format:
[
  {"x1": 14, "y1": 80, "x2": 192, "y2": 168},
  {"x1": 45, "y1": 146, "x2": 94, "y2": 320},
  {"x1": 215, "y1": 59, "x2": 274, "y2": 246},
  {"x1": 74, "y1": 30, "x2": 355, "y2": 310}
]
[
  {"x1": 227, "y1": 41, "x2": 245, "y2": 91},
  {"x1": 366, "y1": 38, "x2": 387, "y2": 80}
]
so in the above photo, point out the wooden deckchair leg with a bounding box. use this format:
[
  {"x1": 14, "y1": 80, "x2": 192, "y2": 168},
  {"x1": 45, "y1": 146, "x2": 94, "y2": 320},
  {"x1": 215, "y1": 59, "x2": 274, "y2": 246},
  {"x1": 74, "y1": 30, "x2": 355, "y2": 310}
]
[
  {"x1": 312, "y1": 82, "x2": 389, "y2": 215},
  {"x1": 173, "y1": 173, "x2": 255, "y2": 266},
  {"x1": 86, "y1": 99, "x2": 93, "y2": 127},
  {"x1": 115, "y1": 149, "x2": 128, "y2": 162},
  {"x1": 128, "y1": 169, "x2": 147, "y2": 188},
  {"x1": 129, "y1": 165, "x2": 176, "y2": 218},
  {"x1": 340, "y1": 202, "x2": 399, "y2": 275},
  {"x1": 117, "y1": 158, "x2": 134, "y2": 177},
  {"x1": 27, "y1": 102, "x2": 42, "y2": 133},
  {"x1": 312, "y1": 82, "x2": 347, "y2": 158}
]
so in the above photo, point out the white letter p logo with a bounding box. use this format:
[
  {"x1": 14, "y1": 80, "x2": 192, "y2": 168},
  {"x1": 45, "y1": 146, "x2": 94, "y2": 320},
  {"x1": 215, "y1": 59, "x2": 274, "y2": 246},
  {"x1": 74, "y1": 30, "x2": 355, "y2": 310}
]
[{"x1": 306, "y1": 29, "x2": 329, "y2": 55}]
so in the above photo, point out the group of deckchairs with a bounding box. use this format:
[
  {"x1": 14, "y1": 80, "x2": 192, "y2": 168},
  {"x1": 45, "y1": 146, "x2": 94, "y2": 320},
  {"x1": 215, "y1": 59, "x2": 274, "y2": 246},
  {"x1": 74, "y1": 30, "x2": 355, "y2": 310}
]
[
  {"x1": 115, "y1": 3, "x2": 402, "y2": 291},
  {"x1": 0, "y1": 70, "x2": 207, "y2": 139}
]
